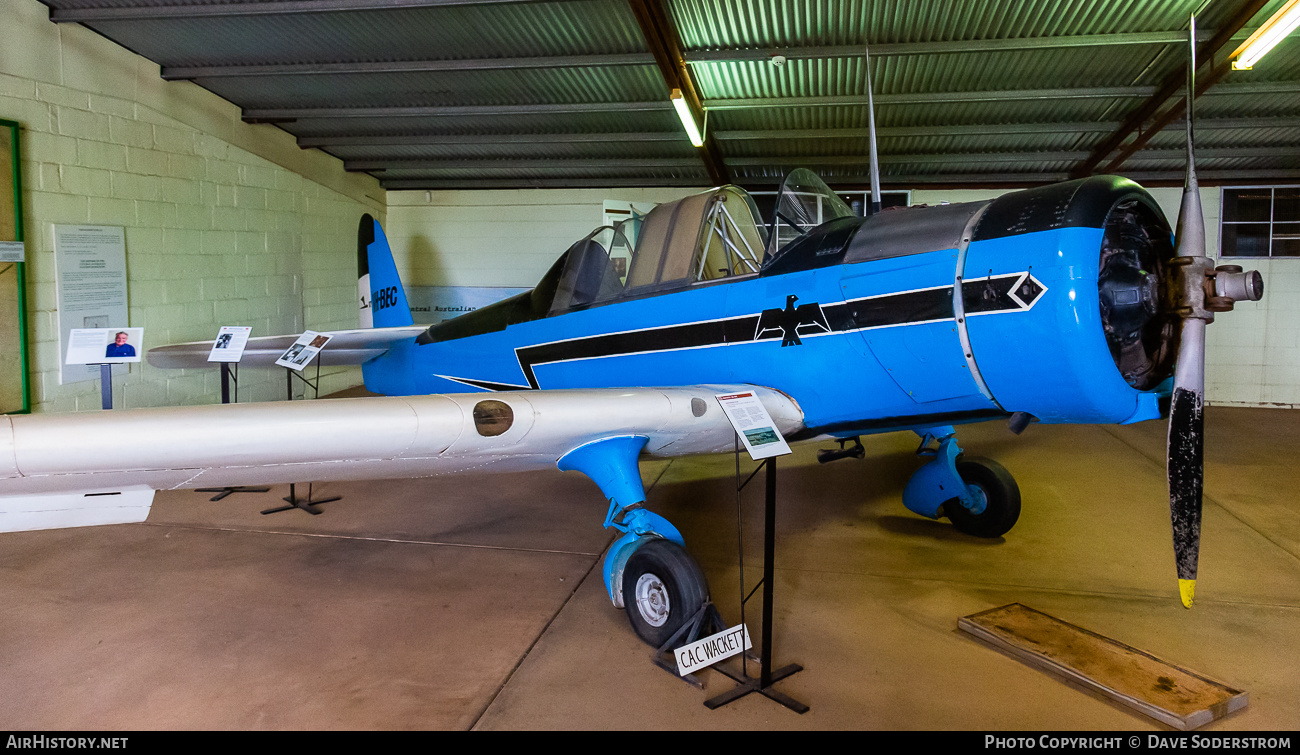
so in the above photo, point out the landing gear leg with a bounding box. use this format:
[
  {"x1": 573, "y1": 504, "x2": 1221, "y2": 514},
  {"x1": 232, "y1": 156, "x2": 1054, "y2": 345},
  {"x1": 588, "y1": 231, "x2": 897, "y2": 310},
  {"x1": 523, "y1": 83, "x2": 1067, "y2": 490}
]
[
  {"x1": 556, "y1": 435, "x2": 710, "y2": 644},
  {"x1": 902, "y1": 427, "x2": 1021, "y2": 538}
]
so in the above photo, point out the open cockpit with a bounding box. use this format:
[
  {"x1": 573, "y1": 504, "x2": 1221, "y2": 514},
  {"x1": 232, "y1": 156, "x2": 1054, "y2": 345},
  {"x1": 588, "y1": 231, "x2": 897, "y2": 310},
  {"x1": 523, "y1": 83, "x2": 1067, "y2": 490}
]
[{"x1": 418, "y1": 169, "x2": 867, "y2": 344}]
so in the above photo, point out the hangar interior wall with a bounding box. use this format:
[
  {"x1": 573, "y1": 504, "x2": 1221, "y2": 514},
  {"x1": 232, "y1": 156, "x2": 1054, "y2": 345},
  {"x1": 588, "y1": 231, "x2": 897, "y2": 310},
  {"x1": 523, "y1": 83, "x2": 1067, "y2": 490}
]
[
  {"x1": 387, "y1": 186, "x2": 1298, "y2": 410},
  {"x1": 2, "y1": 0, "x2": 383, "y2": 413}
]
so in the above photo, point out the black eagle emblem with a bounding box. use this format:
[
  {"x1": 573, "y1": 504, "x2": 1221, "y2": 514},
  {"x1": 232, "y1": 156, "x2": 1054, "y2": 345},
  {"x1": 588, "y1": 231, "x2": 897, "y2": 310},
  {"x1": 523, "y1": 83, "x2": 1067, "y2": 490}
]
[{"x1": 755, "y1": 295, "x2": 832, "y2": 347}]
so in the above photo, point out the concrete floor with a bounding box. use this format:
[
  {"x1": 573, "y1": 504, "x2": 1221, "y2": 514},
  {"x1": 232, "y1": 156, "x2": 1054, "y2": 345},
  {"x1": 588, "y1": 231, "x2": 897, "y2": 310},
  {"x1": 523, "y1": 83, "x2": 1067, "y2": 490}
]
[{"x1": 1, "y1": 404, "x2": 1297, "y2": 730}]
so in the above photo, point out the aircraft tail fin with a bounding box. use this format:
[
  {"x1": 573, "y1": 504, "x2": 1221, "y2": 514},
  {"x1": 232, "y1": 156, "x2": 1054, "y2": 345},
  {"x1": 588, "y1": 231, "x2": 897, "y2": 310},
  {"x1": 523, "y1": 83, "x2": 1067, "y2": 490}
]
[{"x1": 358, "y1": 214, "x2": 414, "y2": 329}]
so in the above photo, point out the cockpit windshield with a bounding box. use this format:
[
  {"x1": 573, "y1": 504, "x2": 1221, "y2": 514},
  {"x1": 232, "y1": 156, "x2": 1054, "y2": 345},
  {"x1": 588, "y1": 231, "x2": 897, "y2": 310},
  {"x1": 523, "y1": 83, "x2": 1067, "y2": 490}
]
[
  {"x1": 547, "y1": 226, "x2": 634, "y2": 315},
  {"x1": 765, "y1": 168, "x2": 856, "y2": 257}
]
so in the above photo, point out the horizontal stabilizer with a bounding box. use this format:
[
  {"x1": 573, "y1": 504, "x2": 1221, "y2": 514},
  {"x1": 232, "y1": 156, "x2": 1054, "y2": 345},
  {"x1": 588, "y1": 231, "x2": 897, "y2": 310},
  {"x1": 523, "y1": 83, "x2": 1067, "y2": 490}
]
[{"x1": 146, "y1": 326, "x2": 427, "y2": 370}]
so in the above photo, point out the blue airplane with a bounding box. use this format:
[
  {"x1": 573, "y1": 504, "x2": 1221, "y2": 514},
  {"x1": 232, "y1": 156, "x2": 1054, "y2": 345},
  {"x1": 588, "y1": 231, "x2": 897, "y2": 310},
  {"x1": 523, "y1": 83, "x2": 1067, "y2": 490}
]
[
  {"x1": 327, "y1": 164, "x2": 1259, "y2": 644},
  {"x1": 0, "y1": 163, "x2": 1261, "y2": 648},
  {"x1": 0, "y1": 34, "x2": 1263, "y2": 646}
]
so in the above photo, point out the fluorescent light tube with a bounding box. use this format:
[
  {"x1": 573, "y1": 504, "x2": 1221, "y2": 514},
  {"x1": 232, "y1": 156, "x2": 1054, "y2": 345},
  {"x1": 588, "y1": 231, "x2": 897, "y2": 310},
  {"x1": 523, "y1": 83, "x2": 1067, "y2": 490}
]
[
  {"x1": 670, "y1": 89, "x2": 705, "y2": 148},
  {"x1": 1233, "y1": 0, "x2": 1300, "y2": 70}
]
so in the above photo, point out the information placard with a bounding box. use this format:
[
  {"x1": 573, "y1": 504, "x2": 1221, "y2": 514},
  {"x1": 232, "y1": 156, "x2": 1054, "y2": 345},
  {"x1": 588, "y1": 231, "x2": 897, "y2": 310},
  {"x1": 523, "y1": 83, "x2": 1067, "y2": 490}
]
[
  {"x1": 208, "y1": 326, "x2": 252, "y2": 363},
  {"x1": 65, "y1": 327, "x2": 143, "y2": 365},
  {"x1": 715, "y1": 390, "x2": 792, "y2": 460},
  {"x1": 275, "y1": 331, "x2": 332, "y2": 371},
  {"x1": 54, "y1": 225, "x2": 129, "y2": 384}
]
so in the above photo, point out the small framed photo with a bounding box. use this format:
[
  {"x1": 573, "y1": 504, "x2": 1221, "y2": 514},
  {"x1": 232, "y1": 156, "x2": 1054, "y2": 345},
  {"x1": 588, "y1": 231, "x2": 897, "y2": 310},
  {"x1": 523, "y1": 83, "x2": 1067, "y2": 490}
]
[{"x1": 65, "y1": 327, "x2": 144, "y2": 365}]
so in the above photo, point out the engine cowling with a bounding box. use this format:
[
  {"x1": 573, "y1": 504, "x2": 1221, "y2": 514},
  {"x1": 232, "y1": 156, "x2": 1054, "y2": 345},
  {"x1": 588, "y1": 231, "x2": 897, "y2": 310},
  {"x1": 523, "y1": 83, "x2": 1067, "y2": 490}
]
[{"x1": 963, "y1": 176, "x2": 1177, "y2": 424}]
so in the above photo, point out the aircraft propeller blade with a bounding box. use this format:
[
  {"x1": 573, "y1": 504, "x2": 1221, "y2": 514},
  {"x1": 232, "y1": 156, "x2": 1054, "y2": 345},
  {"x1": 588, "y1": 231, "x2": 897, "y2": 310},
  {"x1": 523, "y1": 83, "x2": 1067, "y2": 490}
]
[
  {"x1": 1163, "y1": 16, "x2": 1262, "y2": 607},
  {"x1": 1167, "y1": 16, "x2": 1208, "y2": 609},
  {"x1": 1167, "y1": 316, "x2": 1205, "y2": 608}
]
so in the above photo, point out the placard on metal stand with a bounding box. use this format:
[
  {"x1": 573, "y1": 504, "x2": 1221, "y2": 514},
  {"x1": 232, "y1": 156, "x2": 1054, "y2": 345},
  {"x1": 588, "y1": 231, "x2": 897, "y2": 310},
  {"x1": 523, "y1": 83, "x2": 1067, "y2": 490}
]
[
  {"x1": 696, "y1": 391, "x2": 807, "y2": 713},
  {"x1": 702, "y1": 441, "x2": 807, "y2": 713}
]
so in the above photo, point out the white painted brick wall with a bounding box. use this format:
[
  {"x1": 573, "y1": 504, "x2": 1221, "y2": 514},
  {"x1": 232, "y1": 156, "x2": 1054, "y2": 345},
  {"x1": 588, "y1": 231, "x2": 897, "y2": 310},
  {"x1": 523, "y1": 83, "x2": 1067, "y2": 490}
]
[{"x1": 3, "y1": 0, "x2": 384, "y2": 412}]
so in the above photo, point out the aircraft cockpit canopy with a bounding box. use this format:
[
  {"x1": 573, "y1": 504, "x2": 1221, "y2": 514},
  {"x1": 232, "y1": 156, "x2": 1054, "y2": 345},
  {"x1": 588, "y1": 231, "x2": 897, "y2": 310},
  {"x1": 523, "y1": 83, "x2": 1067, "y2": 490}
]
[
  {"x1": 426, "y1": 170, "x2": 871, "y2": 342},
  {"x1": 548, "y1": 185, "x2": 769, "y2": 314}
]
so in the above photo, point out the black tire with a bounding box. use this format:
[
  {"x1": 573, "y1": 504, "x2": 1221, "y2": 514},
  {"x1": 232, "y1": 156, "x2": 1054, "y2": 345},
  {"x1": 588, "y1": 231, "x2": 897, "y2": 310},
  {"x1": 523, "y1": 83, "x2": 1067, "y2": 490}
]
[
  {"x1": 621, "y1": 539, "x2": 709, "y2": 648},
  {"x1": 945, "y1": 456, "x2": 1021, "y2": 538}
]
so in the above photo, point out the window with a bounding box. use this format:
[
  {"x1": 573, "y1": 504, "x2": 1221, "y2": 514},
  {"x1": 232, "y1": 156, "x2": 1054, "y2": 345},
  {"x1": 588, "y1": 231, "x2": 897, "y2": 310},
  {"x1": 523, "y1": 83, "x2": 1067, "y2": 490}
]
[
  {"x1": 749, "y1": 188, "x2": 910, "y2": 253},
  {"x1": 1220, "y1": 186, "x2": 1300, "y2": 258}
]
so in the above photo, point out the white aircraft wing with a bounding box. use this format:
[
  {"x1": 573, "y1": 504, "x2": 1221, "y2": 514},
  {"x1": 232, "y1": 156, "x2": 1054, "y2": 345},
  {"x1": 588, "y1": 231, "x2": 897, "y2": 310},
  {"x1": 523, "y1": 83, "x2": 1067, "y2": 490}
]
[
  {"x1": 0, "y1": 385, "x2": 803, "y2": 533},
  {"x1": 145, "y1": 326, "x2": 429, "y2": 369}
]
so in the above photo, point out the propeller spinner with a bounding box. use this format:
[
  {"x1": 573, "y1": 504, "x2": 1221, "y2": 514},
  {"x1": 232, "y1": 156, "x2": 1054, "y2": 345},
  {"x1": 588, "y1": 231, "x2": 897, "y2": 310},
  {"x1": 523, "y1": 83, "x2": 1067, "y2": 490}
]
[{"x1": 1165, "y1": 17, "x2": 1264, "y2": 607}]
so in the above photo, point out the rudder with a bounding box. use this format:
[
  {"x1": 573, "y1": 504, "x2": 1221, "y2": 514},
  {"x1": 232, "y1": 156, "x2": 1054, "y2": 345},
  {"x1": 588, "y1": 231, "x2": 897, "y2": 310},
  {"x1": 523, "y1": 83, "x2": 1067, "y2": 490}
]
[{"x1": 358, "y1": 214, "x2": 414, "y2": 328}]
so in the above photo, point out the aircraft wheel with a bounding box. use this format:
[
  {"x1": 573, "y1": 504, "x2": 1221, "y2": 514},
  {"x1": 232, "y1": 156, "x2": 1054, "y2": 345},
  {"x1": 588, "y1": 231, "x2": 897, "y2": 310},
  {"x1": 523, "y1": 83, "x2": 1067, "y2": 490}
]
[
  {"x1": 622, "y1": 538, "x2": 709, "y2": 648},
  {"x1": 945, "y1": 457, "x2": 1021, "y2": 538}
]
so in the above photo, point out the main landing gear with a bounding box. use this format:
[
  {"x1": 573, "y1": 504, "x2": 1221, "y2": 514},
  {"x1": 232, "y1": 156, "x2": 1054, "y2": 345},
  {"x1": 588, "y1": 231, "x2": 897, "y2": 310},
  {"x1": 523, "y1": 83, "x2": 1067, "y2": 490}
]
[
  {"x1": 622, "y1": 538, "x2": 709, "y2": 646},
  {"x1": 557, "y1": 435, "x2": 710, "y2": 645},
  {"x1": 901, "y1": 426, "x2": 1021, "y2": 538}
]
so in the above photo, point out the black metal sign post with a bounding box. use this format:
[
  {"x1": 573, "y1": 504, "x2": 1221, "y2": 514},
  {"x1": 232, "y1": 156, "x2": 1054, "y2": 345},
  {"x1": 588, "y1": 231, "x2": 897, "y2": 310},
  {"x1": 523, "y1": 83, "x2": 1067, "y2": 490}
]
[
  {"x1": 99, "y1": 364, "x2": 112, "y2": 409},
  {"x1": 219, "y1": 362, "x2": 235, "y2": 404},
  {"x1": 195, "y1": 362, "x2": 270, "y2": 501},
  {"x1": 261, "y1": 361, "x2": 339, "y2": 516},
  {"x1": 705, "y1": 446, "x2": 808, "y2": 713}
]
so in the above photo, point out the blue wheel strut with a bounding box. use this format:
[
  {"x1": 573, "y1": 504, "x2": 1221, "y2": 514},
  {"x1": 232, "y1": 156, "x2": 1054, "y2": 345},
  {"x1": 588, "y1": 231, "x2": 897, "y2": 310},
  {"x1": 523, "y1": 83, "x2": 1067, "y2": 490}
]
[
  {"x1": 901, "y1": 427, "x2": 984, "y2": 519},
  {"x1": 556, "y1": 435, "x2": 684, "y2": 608}
]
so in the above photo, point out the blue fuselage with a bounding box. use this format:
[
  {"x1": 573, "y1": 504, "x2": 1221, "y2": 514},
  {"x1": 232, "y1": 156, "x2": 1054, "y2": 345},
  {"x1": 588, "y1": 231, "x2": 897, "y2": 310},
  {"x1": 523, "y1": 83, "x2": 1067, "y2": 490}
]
[{"x1": 364, "y1": 219, "x2": 1161, "y2": 437}]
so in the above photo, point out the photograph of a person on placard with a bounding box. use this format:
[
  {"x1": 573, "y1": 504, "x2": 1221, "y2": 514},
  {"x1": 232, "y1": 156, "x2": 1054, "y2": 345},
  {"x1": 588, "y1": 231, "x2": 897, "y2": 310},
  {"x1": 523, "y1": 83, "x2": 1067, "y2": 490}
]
[
  {"x1": 105, "y1": 331, "x2": 135, "y2": 359},
  {"x1": 65, "y1": 327, "x2": 144, "y2": 366},
  {"x1": 282, "y1": 344, "x2": 305, "y2": 364},
  {"x1": 214, "y1": 333, "x2": 232, "y2": 350}
]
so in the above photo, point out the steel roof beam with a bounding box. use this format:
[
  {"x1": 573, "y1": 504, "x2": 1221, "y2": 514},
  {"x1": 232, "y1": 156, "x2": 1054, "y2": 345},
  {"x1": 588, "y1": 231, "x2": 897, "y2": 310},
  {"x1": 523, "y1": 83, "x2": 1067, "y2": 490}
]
[
  {"x1": 346, "y1": 157, "x2": 703, "y2": 171},
  {"x1": 297, "y1": 116, "x2": 1300, "y2": 148},
  {"x1": 706, "y1": 80, "x2": 1297, "y2": 111},
  {"x1": 726, "y1": 146, "x2": 1293, "y2": 167},
  {"x1": 298, "y1": 132, "x2": 681, "y2": 147},
  {"x1": 161, "y1": 33, "x2": 1225, "y2": 81},
  {"x1": 49, "y1": 0, "x2": 541, "y2": 22},
  {"x1": 376, "y1": 167, "x2": 1300, "y2": 190},
  {"x1": 685, "y1": 30, "x2": 1221, "y2": 64},
  {"x1": 627, "y1": 0, "x2": 728, "y2": 185},
  {"x1": 1073, "y1": 0, "x2": 1274, "y2": 177},
  {"x1": 381, "y1": 177, "x2": 708, "y2": 189},
  {"x1": 349, "y1": 144, "x2": 1295, "y2": 172},
  {"x1": 707, "y1": 87, "x2": 1155, "y2": 110},
  {"x1": 246, "y1": 78, "x2": 1298, "y2": 122},
  {"x1": 242, "y1": 101, "x2": 669, "y2": 121},
  {"x1": 728, "y1": 152, "x2": 1092, "y2": 166},
  {"x1": 733, "y1": 169, "x2": 1300, "y2": 185},
  {"x1": 717, "y1": 123, "x2": 1121, "y2": 140},
  {"x1": 248, "y1": 77, "x2": 1299, "y2": 121},
  {"x1": 162, "y1": 52, "x2": 654, "y2": 80},
  {"x1": 717, "y1": 116, "x2": 1300, "y2": 140}
]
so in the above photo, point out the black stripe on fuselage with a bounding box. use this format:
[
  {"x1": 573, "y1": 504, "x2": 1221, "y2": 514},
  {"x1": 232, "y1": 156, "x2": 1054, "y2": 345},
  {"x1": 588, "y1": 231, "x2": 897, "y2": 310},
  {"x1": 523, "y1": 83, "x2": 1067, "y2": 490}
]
[
  {"x1": 453, "y1": 273, "x2": 1041, "y2": 390},
  {"x1": 514, "y1": 316, "x2": 758, "y2": 389}
]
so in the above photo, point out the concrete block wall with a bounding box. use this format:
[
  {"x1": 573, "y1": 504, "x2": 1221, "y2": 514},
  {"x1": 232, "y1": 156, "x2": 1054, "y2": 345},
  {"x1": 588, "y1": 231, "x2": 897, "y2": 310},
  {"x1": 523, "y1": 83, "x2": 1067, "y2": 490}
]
[
  {"x1": 385, "y1": 187, "x2": 695, "y2": 289},
  {"x1": 2, "y1": 0, "x2": 384, "y2": 412},
  {"x1": 388, "y1": 184, "x2": 1297, "y2": 410}
]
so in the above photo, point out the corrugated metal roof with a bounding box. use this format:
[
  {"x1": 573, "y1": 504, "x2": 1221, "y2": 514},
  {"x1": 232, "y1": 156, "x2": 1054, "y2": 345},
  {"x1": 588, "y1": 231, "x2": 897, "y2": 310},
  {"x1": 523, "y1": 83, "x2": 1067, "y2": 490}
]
[{"x1": 37, "y1": 0, "x2": 1300, "y2": 189}]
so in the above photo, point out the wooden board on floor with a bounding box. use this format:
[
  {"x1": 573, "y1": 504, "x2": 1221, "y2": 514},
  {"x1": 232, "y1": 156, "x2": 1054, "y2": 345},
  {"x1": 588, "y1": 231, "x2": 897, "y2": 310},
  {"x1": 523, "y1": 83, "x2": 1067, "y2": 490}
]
[{"x1": 959, "y1": 603, "x2": 1247, "y2": 730}]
